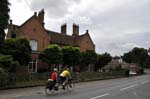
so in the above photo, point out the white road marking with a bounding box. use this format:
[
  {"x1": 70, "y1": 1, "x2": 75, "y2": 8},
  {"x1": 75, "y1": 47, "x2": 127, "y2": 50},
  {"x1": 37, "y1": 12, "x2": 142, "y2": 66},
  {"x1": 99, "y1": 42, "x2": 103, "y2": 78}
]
[
  {"x1": 120, "y1": 84, "x2": 138, "y2": 91},
  {"x1": 133, "y1": 91, "x2": 139, "y2": 99},
  {"x1": 141, "y1": 80, "x2": 149, "y2": 84},
  {"x1": 90, "y1": 93, "x2": 109, "y2": 99}
]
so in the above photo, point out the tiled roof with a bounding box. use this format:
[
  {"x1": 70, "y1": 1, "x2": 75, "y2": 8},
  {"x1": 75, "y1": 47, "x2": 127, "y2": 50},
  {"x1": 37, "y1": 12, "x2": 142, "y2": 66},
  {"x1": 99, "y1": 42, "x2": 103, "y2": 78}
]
[
  {"x1": 46, "y1": 30, "x2": 79, "y2": 47},
  {"x1": 104, "y1": 59, "x2": 130, "y2": 69}
]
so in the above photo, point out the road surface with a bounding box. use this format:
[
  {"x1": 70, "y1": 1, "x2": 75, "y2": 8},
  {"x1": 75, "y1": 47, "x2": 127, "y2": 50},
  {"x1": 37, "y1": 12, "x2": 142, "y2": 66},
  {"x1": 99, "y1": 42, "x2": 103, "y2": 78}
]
[{"x1": 0, "y1": 74, "x2": 150, "y2": 99}]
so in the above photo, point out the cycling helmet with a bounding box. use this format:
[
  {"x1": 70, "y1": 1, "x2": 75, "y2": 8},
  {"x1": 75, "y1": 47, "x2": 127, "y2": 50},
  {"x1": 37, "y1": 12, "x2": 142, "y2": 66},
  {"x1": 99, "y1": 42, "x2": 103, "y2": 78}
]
[{"x1": 53, "y1": 68, "x2": 58, "y2": 71}]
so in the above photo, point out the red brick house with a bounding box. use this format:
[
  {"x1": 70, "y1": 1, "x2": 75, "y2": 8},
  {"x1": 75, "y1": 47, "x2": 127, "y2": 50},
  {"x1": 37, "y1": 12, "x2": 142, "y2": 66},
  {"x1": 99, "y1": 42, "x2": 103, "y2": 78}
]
[{"x1": 6, "y1": 9, "x2": 95, "y2": 73}]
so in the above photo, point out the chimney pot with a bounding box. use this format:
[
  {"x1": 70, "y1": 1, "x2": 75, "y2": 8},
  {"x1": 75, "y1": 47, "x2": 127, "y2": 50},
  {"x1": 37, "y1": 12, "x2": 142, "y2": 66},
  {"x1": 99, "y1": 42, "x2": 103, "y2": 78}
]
[
  {"x1": 34, "y1": 12, "x2": 37, "y2": 16},
  {"x1": 10, "y1": 20, "x2": 12, "y2": 24},
  {"x1": 86, "y1": 30, "x2": 89, "y2": 33}
]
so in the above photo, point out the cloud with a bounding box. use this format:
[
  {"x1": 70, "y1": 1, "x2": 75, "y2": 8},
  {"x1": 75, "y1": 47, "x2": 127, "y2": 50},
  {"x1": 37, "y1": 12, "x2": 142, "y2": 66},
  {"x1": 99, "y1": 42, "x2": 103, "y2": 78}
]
[
  {"x1": 9, "y1": 0, "x2": 150, "y2": 56},
  {"x1": 9, "y1": 0, "x2": 33, "y2": 25},
  {"x1": 15, "y1": 0, "x2": 22, "y2": 3},
  {"x1": 95, "y1": 32, "x2": 150, "y2": 56},
  {"x1": 28, "y1": 0, "x2": 81, "y2": 18}
]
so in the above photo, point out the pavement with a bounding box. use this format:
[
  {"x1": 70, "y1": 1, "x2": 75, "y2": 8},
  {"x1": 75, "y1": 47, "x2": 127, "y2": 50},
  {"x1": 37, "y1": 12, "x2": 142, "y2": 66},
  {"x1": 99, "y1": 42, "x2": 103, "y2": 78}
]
[{"x1": 0, "y1": 86, "x2": 45, "y2": 99}]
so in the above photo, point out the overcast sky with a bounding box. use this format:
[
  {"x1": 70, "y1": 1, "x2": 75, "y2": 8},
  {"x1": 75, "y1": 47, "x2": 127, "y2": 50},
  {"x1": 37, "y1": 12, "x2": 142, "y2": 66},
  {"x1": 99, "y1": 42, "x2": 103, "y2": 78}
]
[{"x1": 9, "y1": 0, "x2": 150, "y2": 56}]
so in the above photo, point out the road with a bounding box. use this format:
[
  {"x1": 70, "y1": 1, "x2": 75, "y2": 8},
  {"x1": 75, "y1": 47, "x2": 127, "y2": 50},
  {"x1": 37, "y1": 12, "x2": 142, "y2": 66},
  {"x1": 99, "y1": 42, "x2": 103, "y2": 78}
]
[{"x1": 0, "y1": 74, "x2": 150, "y2": 99}]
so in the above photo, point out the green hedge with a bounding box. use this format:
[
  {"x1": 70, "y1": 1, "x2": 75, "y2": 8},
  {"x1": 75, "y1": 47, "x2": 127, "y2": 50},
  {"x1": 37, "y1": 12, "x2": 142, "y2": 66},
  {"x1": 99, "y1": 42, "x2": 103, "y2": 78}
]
[{"x1": 80, "y1": 70, "x2": 129, "y2": 81}]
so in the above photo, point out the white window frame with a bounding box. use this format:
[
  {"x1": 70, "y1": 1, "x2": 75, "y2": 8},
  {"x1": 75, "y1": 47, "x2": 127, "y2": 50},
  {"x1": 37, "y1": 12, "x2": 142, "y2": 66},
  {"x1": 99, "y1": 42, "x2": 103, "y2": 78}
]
[
  {"x1": 30, "y1": 40, "x2": 38, "y2": 51},
  {"x1": 28, "y1": 59, "x2": 37, "y2": 73}
]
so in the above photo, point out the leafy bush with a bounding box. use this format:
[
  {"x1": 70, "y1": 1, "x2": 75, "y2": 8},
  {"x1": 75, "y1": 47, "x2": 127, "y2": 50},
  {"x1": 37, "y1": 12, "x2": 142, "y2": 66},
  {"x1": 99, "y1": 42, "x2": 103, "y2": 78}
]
[
  {"x1": 0, "y1": 54, "x2": 19, "y2": 72},
  {"x1": 3, "y1": 38, "x2": 31, "y2": 66}
]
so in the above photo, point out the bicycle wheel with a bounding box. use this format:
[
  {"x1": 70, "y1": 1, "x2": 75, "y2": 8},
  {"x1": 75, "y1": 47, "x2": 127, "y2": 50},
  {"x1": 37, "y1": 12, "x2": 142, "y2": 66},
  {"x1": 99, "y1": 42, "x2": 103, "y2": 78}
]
[
  {"x1": 45, "y1": 84, "x2": 55, "y2": 95},
  {"x1": 66, "y1": 80, "x2": 75, "y2": 91},
  {"x1": 45, "y1": 86, "x2": 55, "y2": 95}
]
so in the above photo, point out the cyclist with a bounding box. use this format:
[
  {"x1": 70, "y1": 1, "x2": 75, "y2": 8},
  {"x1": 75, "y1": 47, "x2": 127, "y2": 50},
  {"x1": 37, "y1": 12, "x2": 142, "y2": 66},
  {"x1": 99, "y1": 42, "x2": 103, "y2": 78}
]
[
  {"x1": 59, "y1": 67, "x2": 72, "y2": 89},
  {"x1": 49, "y1": 68, "x2": 58, "y2": 90},
  {"x1": 51, "y1": 68, "x2": 58, "y2": 83}
]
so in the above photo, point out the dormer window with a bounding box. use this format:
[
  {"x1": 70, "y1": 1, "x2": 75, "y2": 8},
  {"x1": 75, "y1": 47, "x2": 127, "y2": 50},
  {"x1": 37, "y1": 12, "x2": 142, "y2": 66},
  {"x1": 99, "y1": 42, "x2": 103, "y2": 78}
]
[{"x1": 30, "y1": 40, "x2": 38, "y2": 51}]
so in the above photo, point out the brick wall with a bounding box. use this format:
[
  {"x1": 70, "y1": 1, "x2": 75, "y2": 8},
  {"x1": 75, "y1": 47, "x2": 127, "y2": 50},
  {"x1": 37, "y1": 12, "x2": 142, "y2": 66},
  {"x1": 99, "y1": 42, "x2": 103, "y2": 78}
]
[
  {"x1": 79, "y1": 34, "x2": 95, "y2": 52},
  {"x1": 18, "y1": 15, "x2": 50, "y2": 52}
]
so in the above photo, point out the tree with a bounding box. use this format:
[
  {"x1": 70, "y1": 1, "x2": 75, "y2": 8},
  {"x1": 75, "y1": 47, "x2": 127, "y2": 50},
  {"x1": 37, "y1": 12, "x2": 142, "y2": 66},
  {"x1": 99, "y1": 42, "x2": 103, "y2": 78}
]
[
  {"x1": 0, "y1": 0, "x2": 10, "y2": 51},
  {"x1": 81, "y1": 50, "x2": 97, "y2": 71},
  {"x1": 62, "y1": 46, "x2": 81, "y2": 71},
  {"x1": 2, "y1": 38, "x2": 31, "y2": 66},
  {"x1": 39, "y1": 44, "x2": 62, "y2": 71},
  {"x1": 143, "y1": 56, "x2": 150, "y2": 68},
  {"x1": 122, "y1": 47, "x2": 148, "y2": 68},
  {"x1": 144, "y1": 48, "x2": 150, "y2": 68},
  {"x1": 148, "y1": 48, "x2": 150, "y2": 54},
  {"x1": 81, "y1": 50, "x2": 97, "y2": 65},
  {"x1": 96, "y1": 52, "x2": 112, "y2": 71},
  {"x1": 0, "y1": 54, "x2": 19, "y2": 72},
  {"x1": 122, "y1": 52, "x2": 132, "y2": 63}
]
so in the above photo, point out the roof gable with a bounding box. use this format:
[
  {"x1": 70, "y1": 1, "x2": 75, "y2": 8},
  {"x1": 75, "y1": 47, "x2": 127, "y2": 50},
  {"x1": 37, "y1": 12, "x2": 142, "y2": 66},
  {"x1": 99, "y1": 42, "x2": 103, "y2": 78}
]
[
  {"x1": 19, "y1": 12, "x2": 48, "y2": 36},
  {"x1": 79, "y1": 32, "x2": 95, "y2": 46},
  {"x1": 20, "y1": 14, "x2": 36, "y2": 28}
]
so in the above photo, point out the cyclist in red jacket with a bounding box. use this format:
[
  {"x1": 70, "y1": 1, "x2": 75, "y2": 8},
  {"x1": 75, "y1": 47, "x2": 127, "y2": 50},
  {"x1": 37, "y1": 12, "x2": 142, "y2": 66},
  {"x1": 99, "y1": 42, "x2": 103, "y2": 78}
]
[
  {"x1": 51, "y1": 68, "x2": 58, "y2": 83},
  {"x1": 46, "y1": 68, "x2": 58, "y2": 90},
  {"x1": 49, "y1": 68, "x2": 58, "y2": 90}
]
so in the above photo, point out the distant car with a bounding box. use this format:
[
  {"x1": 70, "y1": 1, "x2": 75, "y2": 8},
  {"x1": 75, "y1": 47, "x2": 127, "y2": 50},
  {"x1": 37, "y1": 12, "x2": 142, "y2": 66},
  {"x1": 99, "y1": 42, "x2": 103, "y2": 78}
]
[{"x1": 129, "y1": 71, "x2": 137, "y2": 75}]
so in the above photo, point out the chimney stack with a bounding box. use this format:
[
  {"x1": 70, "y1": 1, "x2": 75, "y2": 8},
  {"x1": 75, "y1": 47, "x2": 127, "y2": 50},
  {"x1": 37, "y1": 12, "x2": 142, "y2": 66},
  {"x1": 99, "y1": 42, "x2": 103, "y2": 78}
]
[
  {"x1": 72, "y1": 23, "x2": 79, "y2": 36},
  {"x1": 61, "y1": 23, "x2": 67, "y2": 34},
  {"x1": 38, "y1": 9, "x2": 45, "y2": 27}
]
